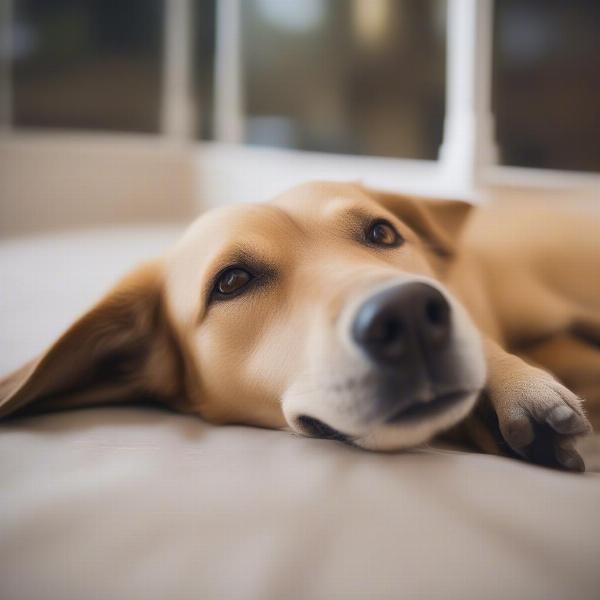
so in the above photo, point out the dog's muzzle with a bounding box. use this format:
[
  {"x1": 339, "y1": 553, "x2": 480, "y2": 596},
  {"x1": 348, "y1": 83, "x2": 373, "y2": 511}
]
[
  {"x1": 291, "y1": 280, "x2": 484, "y2": 444},
  {"x1": 351, "y1": 281, "x2": 463, "y2": 421}
]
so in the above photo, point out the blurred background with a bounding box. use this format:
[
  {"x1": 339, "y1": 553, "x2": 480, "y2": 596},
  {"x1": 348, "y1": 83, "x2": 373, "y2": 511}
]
[{"x1": 0, "y1": 0, "x2": 598, "y2": 235}]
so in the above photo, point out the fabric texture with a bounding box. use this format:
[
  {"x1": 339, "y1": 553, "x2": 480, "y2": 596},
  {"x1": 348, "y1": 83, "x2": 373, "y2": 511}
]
[{"x1": 1, "y1": 226, "x2": 599, "y2": 600}]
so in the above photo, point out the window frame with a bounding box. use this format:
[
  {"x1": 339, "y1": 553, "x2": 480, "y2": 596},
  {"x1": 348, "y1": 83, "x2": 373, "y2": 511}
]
[{"x1": 0, "y1": 0, "x2": 598, "y2": 234}]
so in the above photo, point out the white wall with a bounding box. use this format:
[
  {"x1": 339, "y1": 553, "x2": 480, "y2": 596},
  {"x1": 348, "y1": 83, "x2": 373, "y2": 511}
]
[{"x1": 0, "y1": 132, "x2": 196, "y2": 237}]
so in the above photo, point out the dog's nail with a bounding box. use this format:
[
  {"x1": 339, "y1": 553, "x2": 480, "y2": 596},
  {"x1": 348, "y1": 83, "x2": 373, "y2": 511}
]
[
  {"x1": 546, "y1": 405, "x2": 580, "y2": 434},
  {"x1": 555, "y1": 448, "x2": 585, "y2": 473}
]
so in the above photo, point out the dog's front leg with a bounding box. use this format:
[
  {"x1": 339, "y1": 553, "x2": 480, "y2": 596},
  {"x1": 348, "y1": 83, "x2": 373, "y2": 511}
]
[{"x1": 478, "y1": 339, "x2": 592, "y2": 471}]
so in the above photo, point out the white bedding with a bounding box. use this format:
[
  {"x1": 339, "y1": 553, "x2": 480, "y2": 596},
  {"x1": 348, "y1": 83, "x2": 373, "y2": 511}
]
[{"x1": 1, "y1": 227, "x2": 599, "y2": 600}]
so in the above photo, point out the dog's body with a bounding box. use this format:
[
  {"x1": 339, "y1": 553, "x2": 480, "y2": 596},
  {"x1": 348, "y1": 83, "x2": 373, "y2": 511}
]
[
  {"x1": 1, "y1": 182, "x2": 597, "y2": 470},
  {"x1": 439, "y1": 197, "x2": 600, "y2": 461}
]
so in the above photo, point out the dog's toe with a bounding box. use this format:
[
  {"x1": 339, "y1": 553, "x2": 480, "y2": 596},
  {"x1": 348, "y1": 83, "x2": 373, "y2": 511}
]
[
  {"x1": 499, "y1": 409, "x2": 534, "y2": 455},
  {"x1": 554, "y1": 438, "x2": 586, "y2": 472},
  {"x1": 525, "y1": 425, "x2": 585, "y2": 472},
  {"x1": 545, "y1": 403, "x2": 591, "y2": 435}
]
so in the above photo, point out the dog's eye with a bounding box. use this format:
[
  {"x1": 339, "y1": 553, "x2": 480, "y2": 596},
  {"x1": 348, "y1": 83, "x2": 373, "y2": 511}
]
[
  {"x1": 366, "y1": 220, "x2": 403, "y2": 247},
  {"x1": 215, "y1": 268, "x2": 253, "y2": 296}
]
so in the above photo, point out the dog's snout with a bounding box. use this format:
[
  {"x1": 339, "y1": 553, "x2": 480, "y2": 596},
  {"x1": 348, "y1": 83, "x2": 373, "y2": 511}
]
[{"x1": 352, "y1": 282, "x2": 451, "y2": 366}]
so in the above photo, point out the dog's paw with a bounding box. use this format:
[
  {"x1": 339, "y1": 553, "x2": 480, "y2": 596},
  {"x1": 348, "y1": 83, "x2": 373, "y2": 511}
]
[{"x1": 495, "y1": 372, "x2": 592, "y2": 472}]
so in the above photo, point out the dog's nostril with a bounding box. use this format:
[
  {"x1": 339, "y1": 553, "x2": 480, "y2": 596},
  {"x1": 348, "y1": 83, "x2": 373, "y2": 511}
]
[
  {"x1": 425, "y1": 297, "x2": 449, "y2": 327},
  {"x1": 297, "y1": 415, "x2": 346, "y2": 440},
  {"x1": 422, "y1": 294, "x2": 451, "y2": 348}
]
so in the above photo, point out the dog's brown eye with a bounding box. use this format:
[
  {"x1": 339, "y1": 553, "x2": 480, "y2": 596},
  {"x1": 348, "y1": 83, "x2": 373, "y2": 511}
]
[
  {"x1": 216, "y1": 268, "x2": 252, "y2": 295},
  {"x1": 366, "y1": 221, "x2": 403, "y2": 247}
]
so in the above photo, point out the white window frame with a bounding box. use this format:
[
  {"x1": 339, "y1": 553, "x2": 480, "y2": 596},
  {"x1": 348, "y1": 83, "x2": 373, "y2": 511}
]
[
  {"x1": 195, "y1": 0, "x2": 599, "y2": 208},
  {"x1": 1, "y1": 0, "x2": 598, "y2": 236}
]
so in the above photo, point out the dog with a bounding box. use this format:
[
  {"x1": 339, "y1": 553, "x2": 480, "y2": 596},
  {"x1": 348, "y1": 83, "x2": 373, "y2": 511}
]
[{"x1": 1, "y1": 181, "x2": 597, "y2": 471}]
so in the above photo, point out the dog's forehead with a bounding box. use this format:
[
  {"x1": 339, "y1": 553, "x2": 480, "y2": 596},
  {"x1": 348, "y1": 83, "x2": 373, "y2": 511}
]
[
  {"x1": 174, "y1": 181, "x2": 379, "y2": 254},
  {"x1": 175, "y1": 202, "x2": 292, "y2": 251},
  {"x1": 270, "y1": 181, "x2": 376, "y2": 216}
]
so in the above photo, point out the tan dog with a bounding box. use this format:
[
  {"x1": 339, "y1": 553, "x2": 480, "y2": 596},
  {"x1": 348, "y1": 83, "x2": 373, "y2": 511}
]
[{"x1": 1, "y1": 182, "x2": 597, "y2": 471}]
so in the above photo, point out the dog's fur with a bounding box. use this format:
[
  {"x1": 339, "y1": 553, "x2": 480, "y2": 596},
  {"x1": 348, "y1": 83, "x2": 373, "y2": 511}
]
[{"x1": 1, "y1": 182, "x2": 598, "y2": 470}]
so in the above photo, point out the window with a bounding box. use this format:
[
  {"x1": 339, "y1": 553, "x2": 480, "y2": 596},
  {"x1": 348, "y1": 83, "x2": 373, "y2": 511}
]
[
  {"x1": 493, "y1": 0, "x2": 600, "y2": 172},
  {"x1": 239, "y1": 0, "x2": 446, "y2": 159},
  {"x1": 13, "y1": 0, "x2": 163, "y2": 132},
  {"x1": 2, "y1": 0, "x2": 598, "y2": 224}
]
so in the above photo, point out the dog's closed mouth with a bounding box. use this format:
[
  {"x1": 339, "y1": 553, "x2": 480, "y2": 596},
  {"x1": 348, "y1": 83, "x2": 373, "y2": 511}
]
[
  {"x1": 296, "y1": 415, "x2": 350, "y2": 442},
  {"x1": 297, "y1": 389, "x2": 472, "y2": 441},
  {"x1": 386, "y1": 390, "x2": 469, "y2": 424}
]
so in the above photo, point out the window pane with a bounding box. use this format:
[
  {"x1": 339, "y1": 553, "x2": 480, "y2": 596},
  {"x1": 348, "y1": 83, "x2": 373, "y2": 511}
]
[
  {"x1": 241, "y1": 0, "x2": 446, "y2": 159},
  {"x1": 493, "y1": 0, "x2": 600, "y2": 172},
  {"x1": 13, "y1": 0, "x2": 163, "y2": 133},
  {"x1": 193, "y1": 0, "x2": 217, "y2": 140}
]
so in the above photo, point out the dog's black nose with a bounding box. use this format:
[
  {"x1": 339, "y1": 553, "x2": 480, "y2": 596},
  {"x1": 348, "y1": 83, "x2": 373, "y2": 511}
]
[{"x1": 352, "y1": 282, "x2": 451, "y2": 366}]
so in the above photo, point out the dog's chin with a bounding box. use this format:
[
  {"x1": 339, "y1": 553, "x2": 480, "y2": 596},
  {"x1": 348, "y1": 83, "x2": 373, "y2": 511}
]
[
  {"x1": 352, "y1": 390, "x2": 479, "y2": 451},
  {"x1": 291, "y1": 389, "x2": 479, "y2": 451}
]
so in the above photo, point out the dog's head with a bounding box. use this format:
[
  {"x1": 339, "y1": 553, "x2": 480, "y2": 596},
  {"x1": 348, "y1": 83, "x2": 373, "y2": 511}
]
[{"x1": 0, "y1": 182, "x2": 486, "y2": 450}]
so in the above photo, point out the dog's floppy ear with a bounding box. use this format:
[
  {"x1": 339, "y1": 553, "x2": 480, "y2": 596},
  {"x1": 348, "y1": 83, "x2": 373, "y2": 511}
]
[
  {"x1": 368, "y1": 188, "x2": 473, "y2": 257},
  {"x1": 0, "y1": 260, "x2": 182, "y2": 419}
]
